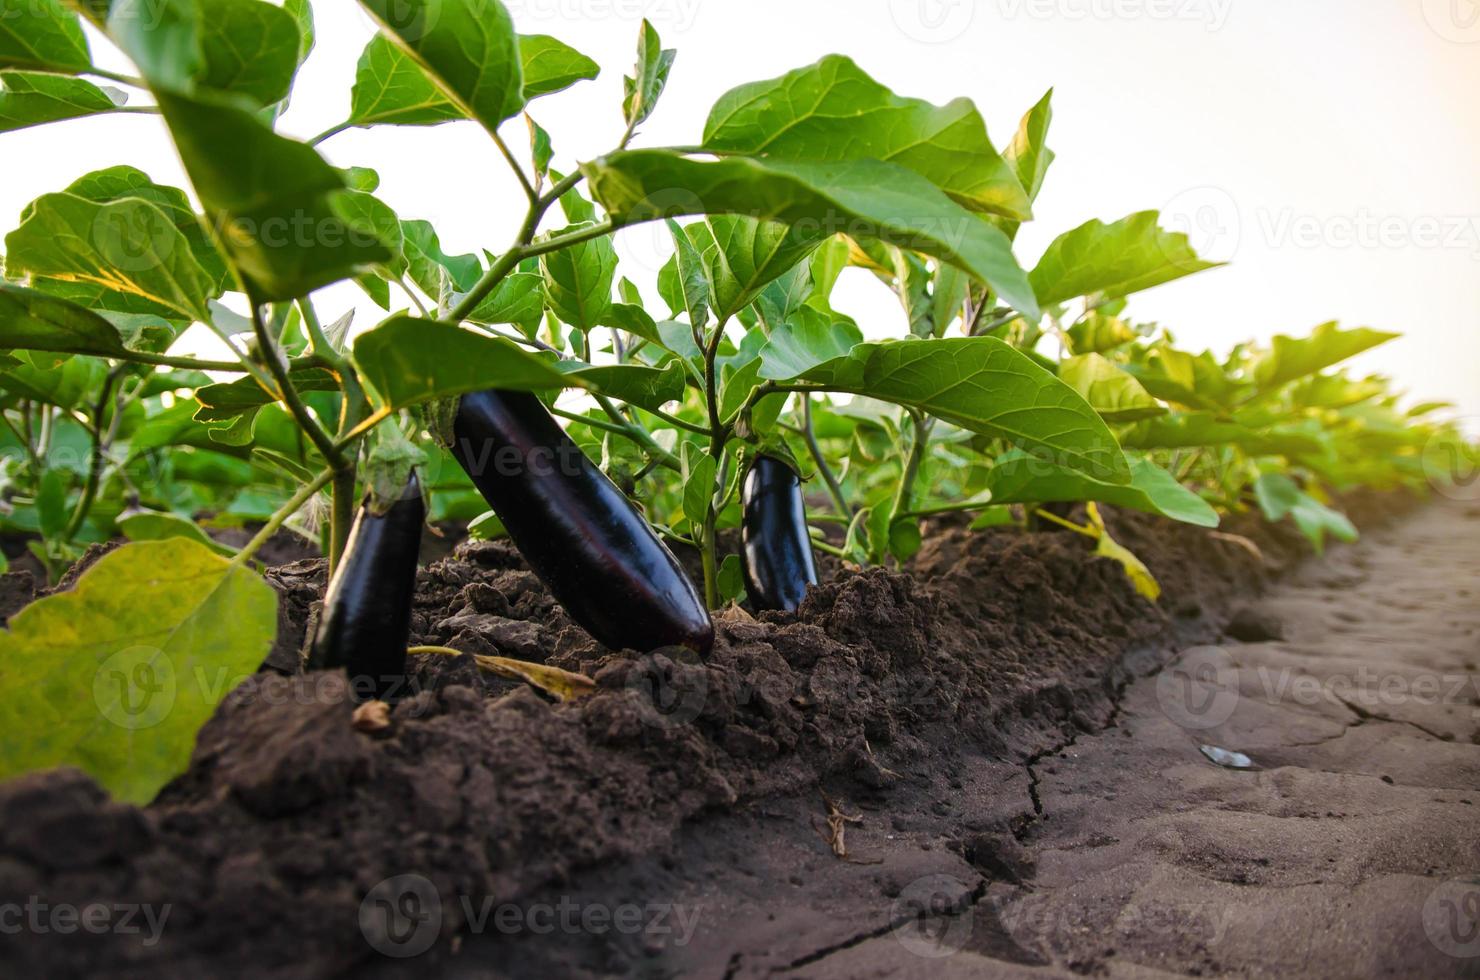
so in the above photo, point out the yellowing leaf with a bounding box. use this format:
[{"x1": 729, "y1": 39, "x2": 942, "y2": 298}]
[
  {"x1": 0, "y1": 539, "x2": 277, "y2": 803},
  {"x1": 1086, "y1": 502, "x2": 1160, "y2": 600}
]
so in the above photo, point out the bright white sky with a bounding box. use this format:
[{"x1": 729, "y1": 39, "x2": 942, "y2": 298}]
[{"x1": 4, "y1": 0, "x2": 1478, "y2": 423}]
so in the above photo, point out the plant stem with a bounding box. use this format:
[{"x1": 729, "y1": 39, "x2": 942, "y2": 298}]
[
  {"x1": 492, "y1": 129, "x2": 537, "y2": 203},
  {"x1": 231, "y1": 467, "x2": 336, "y2": 568},
  {"x1": 250, "y1": 303, "x2": 343, "y2": 469},
  {"x1": 87, "y1": 68, "x2": 148, "y2": 89},
  {"x1": 328, "y1": 467, "x2": 357, "y2": 574},
  {"x1": 802, "y1": 396, "x2": 851, "y2": 517},
  {"x1": 697, "y1": 317, "x2": 732, "y2": 608},
  {"x1": 1032, "y1": 507, "x2": 1096, "y2": 537},
  {"x1": 61, "y1": 366, "x2": 123, "y2": 542},
  {"x1": 309, "y1": 120, "x2": 354, "y2": 146},
  {"x1": 890, "y1": 409, "x2": 933, "y2": 522}
]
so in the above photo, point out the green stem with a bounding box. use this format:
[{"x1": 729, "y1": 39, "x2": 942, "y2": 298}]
[
  {"x1": 698, "y1": 317, "x2": 731, "y2": 608},
  {"x1": 309, "y1": 120, "x2": 354, "y2": 146},
  {"x1": 328, "y1": 467, "x2": 357, "y2": 575},
  {"x1": 890, "y1": 410, "x2": 933, "y2": 522},
  {"x1": 87, "y1": 67, "x2": 148, "y2": 89},
  {"x1": 61, "y1": 367, "x2": 123, "y2": 542},
  {"x1": 807, "y1": 531, "x2": 849, "y2": 559},
  {"x1": 802, "y1": 396, "x2": 851, "y2": 517},
  {"x1": 1032, "y1": 507, "x2": 1097, "y2": 538},
  {"x1": 250, "y1": 303, "x2": 343, "y2": 469},
  {"x1": 492, "y1": 129, "x2": 537, "y2": 202},
  {"x1": 231, "y1": 467, "x2": 336, "y2": 568}
]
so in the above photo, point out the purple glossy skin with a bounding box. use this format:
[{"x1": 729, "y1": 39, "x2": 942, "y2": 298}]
[
  {"x1": 309, "y1": 472, "x2": 424, "y2": 702},
  {"x1": 451, "y1": 389, "x2": 714, "y2": 656},
  {"x1": 740, "y1": 455, "x2": 819, "y2": 612}
]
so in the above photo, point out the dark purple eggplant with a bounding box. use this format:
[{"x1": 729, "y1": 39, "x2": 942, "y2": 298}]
[
  {"x1": 740, "y1": 454, "x2": 819, "y2": 612},
  {"x1": 308, "y1": 472, "x2": 424, "y2": 702},
  {"x1": 450, "y1": 388, "x2": 713, "y2": 655}
]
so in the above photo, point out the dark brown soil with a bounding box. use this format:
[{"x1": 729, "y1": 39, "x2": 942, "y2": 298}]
[{"x1": 0, "y1": 492, "x2": 1443, "y2": 979}]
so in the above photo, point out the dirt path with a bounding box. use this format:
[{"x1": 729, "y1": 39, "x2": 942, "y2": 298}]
[{"x1": 752, "y1": 501, "x2": 1480, "y2": 978}]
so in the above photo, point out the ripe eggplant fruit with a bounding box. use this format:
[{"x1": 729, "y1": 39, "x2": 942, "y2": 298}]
[
  {"x1": 740, "y1": 454, "x2": 819, "y2": 612},
  {"x1": 450, "y1": 389, "x2": 714, "y2": 655},
  {"x1": 308, "y1": 472, "x2": 425, "y2": 702}
]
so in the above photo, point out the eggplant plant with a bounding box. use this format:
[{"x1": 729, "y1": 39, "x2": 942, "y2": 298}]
[{"x1": 0, "y1": 0, "x2": 1467, "y2": 806}]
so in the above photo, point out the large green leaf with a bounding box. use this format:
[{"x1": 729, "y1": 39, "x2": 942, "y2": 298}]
[
  {"x1": 665, "y1": 219, "x2": 709, "y2": 329},
  {"x1": 1120, "y1": 413, "x2": 1326, "y2": 457},
  {"x1": 0, "y1": 0, "x2": 91, "y2": 73},
  {"x1": 347, "y1": 33, "x2": 460, "y2": 128},
  {"x1": 402, "y1": 218, "x2": 481, "y2": 301},
  {"x1": 0, "y1": 281, "x2": 127, "y2": 356},
  {"x1": 0, "y1": 537, "x2": 277, "y2": 804},
  {"x1": 582, "y1": 150, "x2": 1041, "y2": 320},
  {"x1": 353, "y1": 317, "x2": 681, "y2": 412},
  {"x1": 1030, "y1": 211, "x2": 1221, "y2": 307},
  {"x1": 983, "y1": 450, "x2": 1217, "y2": 527},
  {"x1": 539, "y1": 224, "x2": 615, "y2": 331},
  {"x1": 153, "y1": 87, "x2": 390, "y2": 300},
  {"x1": 998, "y1": 88, "x2": 1053, "y2": 240},
  {"x1": 757, "y1": 310, "x2": 863, "y2": 378},
  {"x1": 703, "y1": 55, "x2": 1029, "y2": 220},
  {"x1": 1124, "y1": 345, "x2": 1245, "y2": 412},
  {"x1": 1251, "y1": 322, "x2": 1399, "y2": 392},
  {"x1": 357, "y1": 0, "x2": 523, "y2": 134},
  {"x1": 763, "y1": 335, "x2": 1128, "y2": 481},
  {"x1": 1059, "y1": 353, "x2": 1165, "y2": 423},
  {"x1": 465, "y1": 271, "x2": 543, "y2": 327},
  {"x1": 0, "y1": 71, "x2": 125, "y2": 132},
  {"x1": 519, "y1": 33, "x2": 597, "y2": 99},
  {"x1": 193, "y1": 0, "x2": 303, "y2": 107},
  {"x1": 5, "y1": 192, "x2": 215, "y2": 321}
]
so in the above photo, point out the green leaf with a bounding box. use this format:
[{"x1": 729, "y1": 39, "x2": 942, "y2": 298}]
[
  {"x1": 622, "y1": 18, "x2": 673, "y2": 128},
  {"x1": 0, "y1": 70, "x2": 125, "y2": 132},
  {"x1": 716, "y1": 553, "x2": 745, "y2": 603},
  {"x1": 153, "y1": 87, "x2": 391, "y2": 300},
  {"x1": 984, "y1": 450, "x2": 1218, "y2": 528},
  {"x1": 762, "y1": 336, "x2": 1128, "y2": 482},
  {"x1": 0, "y1": 281, "x2": 126, "y2": 356},
  {"x1": 357, "y1": 0, "x2": 523, "y2": 134},
  {"x1": 582, "y1": 150, "x2": 1041, "y2": 320},
  {"x1": 118, "y1": 511, "x2": 233, "y2": 556},
  {"x1": 692, "y1": 215, "x2": 823, "y2": 324},
  {"x1": 703, "y1": 55, "x2": 1029, "y2": 220},
  {"x1": 519, "y1": 33, "x2": 597, "y2": 100},
  {"x1": 1066, "y1": 311, "x2": 1137, "y2": 354},
  {"x1": 1253, "y1": 473, "x2": 1357, "y2": 553},
  {"x1": 194, "y1": 367, "x2": 339, "y2": 420},
  {"x1": 681, "y1": 443, "x2": 717, "y2": 529},
  {"x1": 465, "y1": 271, "x2": 543, "y2": 327},
  {"x1": 35, "y1": 468, "x2": 67, "y2": 537},
  {"x1": 193, "y1": 0, "x2": 302, "y2": 106},
  {"x1": 402, "y1": 219, "x2": 481, "y2": 301},
  {"x1": 0, "y1": 538, "x2": 277, "y2": 803},
  {"x1": 5, "y1": 192, "x2": 214, "y2": 322},
  {"x1": 664, "y1": 219, "x2": 708, "y2": 329},
  {"x1": 1030, "y1": 211, "x2": 1222, "y2": 307},
  {"x1": 1005, "y1": 89, "x2": 1054, "y2": 206},
  {"x1": 540, "y1": 223, "x2": 615, "y2": 331},
  {"x1": 1251, "y1": 322, "x2": 1399, "y2": 392},
  {"x1": 0, "y1": 0, "x2": 91, "y2": 73},
  {"x1": 1124, "y1": 345, "x2": 1245, "y2": 412},
  {"x1": 353, "y1": 317, "x2": 678, "y2": 412},
  {"x1": 758, "y1": 310, "x2": 863, "y2": 378},
  {"x1": 347, "y1": 33, "x2": 460, "y2": 128},
  {"x1": 1059, "y1": 353, "x2": 1165, "y2": 423}
]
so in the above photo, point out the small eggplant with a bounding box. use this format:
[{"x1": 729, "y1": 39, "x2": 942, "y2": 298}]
[
  {"x1": 450, "y1": 388, "x2": 713, "y2": 655},
  {"x1": 308, "y1": 471, "x2": 424, "y2": 702},
  {"x1": 740, "y1": 454, "x2": 819, "y2": 612}
]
